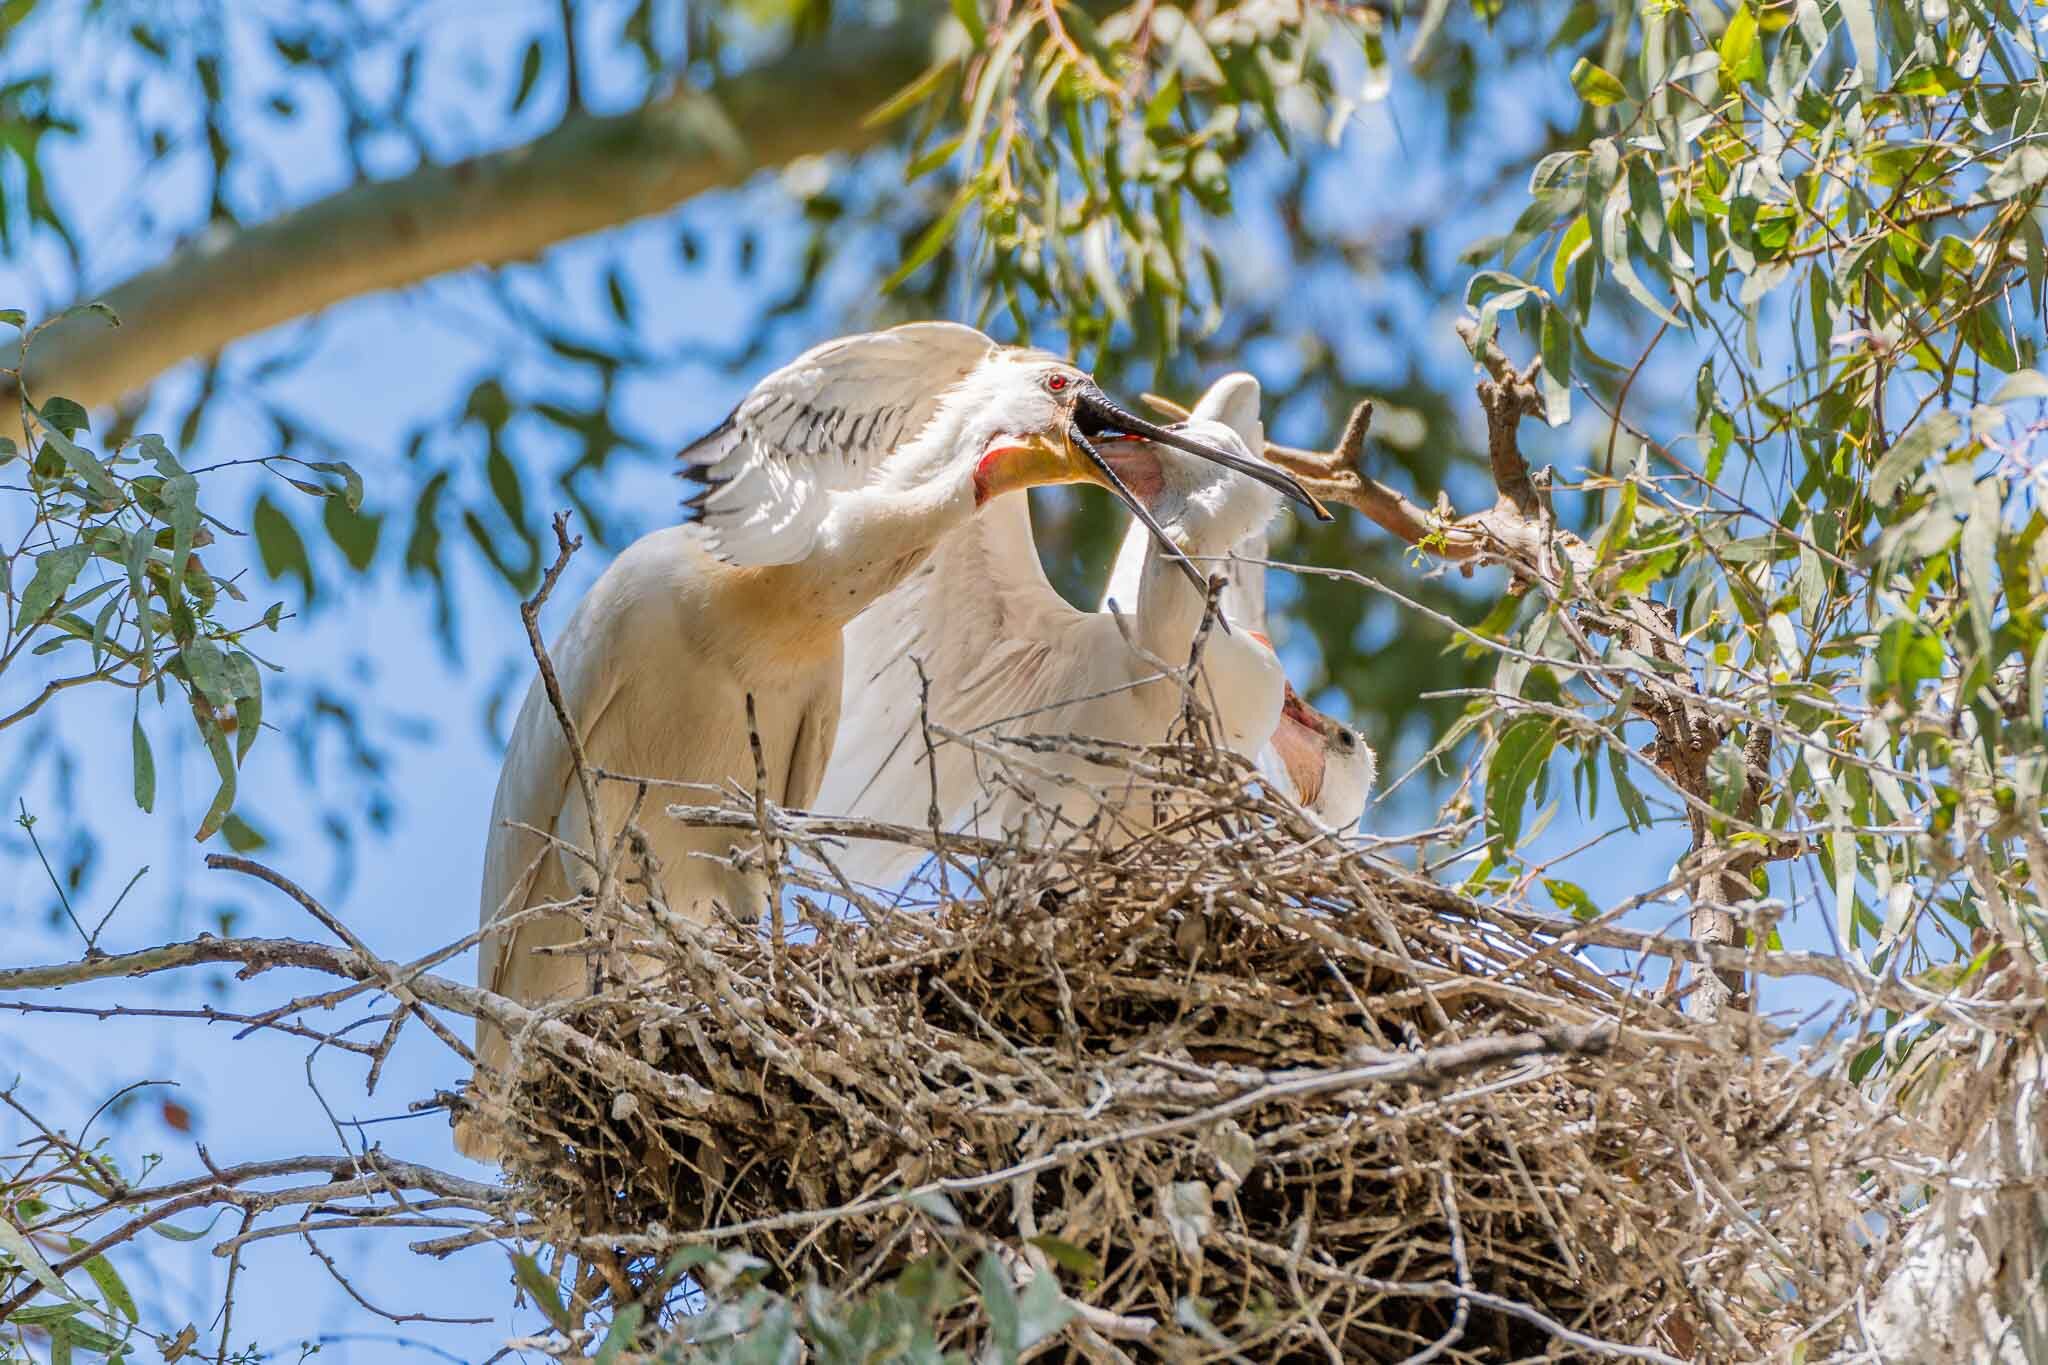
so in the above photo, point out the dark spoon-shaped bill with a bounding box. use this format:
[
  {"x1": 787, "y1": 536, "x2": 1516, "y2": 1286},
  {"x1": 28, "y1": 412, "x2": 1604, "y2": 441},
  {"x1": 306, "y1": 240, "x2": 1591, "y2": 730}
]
[
  {"x1": 1073, "y1": 388, "x2": 1334, "y2": 523},
  {"x1": 1068, "y1": 425, "x2": 1217, "y2": 604}
]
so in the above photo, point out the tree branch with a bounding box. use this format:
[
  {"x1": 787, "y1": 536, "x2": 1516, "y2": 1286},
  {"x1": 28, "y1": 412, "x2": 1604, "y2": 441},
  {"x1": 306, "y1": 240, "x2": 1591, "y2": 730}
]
[
  {"x1": 1158, "y1": 321, "x2": 1764, "y2": 1020},
  {"x1": 6, "y1": 25, "x2": 932, "y2": 427}
]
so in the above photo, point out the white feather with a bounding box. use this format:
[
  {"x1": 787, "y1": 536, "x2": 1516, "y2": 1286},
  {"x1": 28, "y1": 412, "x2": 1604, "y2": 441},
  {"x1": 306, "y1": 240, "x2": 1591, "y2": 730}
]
[
  {"x1": 679, "y1": 322, "x2": 994, "y2": 566},
  {"x1": 818, "y1": 374, "x2": 1290, "y2": 888}
]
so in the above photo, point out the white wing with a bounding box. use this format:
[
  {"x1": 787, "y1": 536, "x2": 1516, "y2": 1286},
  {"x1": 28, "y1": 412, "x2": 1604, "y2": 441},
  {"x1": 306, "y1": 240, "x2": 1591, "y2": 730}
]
[
  {"x1": 816, "y1": 492, "x2": 1122, "y2": 887},
  {"x1": 679, "y1": 322, "x2": 994, "y2": 566},
  {"x1": 478, "y1": 599, "x2": 622, "y2": 999}
]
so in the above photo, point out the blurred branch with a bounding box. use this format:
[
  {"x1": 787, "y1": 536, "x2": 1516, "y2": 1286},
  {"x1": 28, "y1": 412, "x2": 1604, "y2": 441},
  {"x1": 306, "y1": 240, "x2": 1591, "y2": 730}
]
[{"x1": 5, "y1": 24, "x2": 932, "y2": 432}]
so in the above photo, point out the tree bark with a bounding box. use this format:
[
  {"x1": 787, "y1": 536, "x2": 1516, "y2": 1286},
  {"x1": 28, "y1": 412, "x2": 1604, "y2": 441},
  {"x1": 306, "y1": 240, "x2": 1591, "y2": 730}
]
[{"x1": 8, "y1": 24, "x2": 932, "y2": 427}]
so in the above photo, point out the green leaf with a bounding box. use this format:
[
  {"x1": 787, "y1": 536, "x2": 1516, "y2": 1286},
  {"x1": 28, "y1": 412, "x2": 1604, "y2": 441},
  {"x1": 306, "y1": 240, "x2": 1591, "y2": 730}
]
[
  {"x1": 193, "y1": 712, "x2": 237, "y2": 843},
  {"x1": 1570, "y1": 57, "x2": 1627, "y2": 107},
  {"x1": 228, "y1": 653, "x2": 262, "y2": 762},
  {"x1": 1875, "y1": 618, "x2": 1942, "y2": 701},
  {"x1": 0, "y1": 1216, "x2": 120, "y2": 1339},
  {"x1": 132, "y1": 716, "x2": 155, "y2": 814},
  {"x1": 18, "y1": 545, "x2": 89, "y2": 625},
  {"x1": 1027, "y1": 1236, "x2": 1100, "y2": 1276},
  {"x1": 1600, "y1": 179, "x2": 1684, "y2": 326},
  {"x1": 180, "y1": 639, "x2": 235, "y2": 709},
  {"x1": 1596, "y1": 480, "x2": 1639, "y2": 566},
  {"x1": 1987, "y1": 145, "x2": 2048, "y2": 201},
  {"x1": 1544, "y1": 878, "x2": 1599, "y2": 921},
  {"x1": 124, "y1": 530, "x2": 155, "y2": 684},
  {"x1": 1962, "y1": 479, "x2": 1999, "y2": 640},
  {"x1": 1552, "y1": 214, "x2": 1591, "y2": 298},
  {"x1": 1625, "y1": 154, "x2": 1665, "y2": 253},
  {"x1": 52, "y1": 1320, "x2": 121, "y2": 1356},
  {"x1": 512, "y1": 38, "x2": 543, "y2": 112},
  {"x1": 1538, "y1": 304, "x2": 1573, "y2": 426},
  {"x1": 977, "y1": 1252, "x2": 1020, "y2": 1357},
  {"x1": 156, "y1": 454, "x2": 198, "y2": 580},
  {"x1": 1486, "y1": 716, "x2": 1557, "y2": 854},
  {"x1": 146, "y1": 1211, "x2": 226, "y2": 1243},
  {"x1": 593, "y1": 1304, "x2": 644, "y2": 1365},
  {"x1": 220, "y1": 812, "x2": 267, "y2": 853},
  {"x1": 322, "y1": 498, "x2": 383, "y2": 573},
  {"x1": 38, "y1": 422, "x2": 120, "y2": 501},
  {"x1": 40, "y1": 396, "x2": 89, "y2": 437},
  {"x1": 1836, "y1": 0, "x2": 1878, "y2": 92},
  {"x1": 10, "y1": 1304, "x2": 86, "y2": 1325},
  {"x1": 0, "y1": 308, "x2": 24, "y2": 328},
  {"x1": 80, "y1": 1255, "x2": 137, "y2": 1324},
  {"x1": 908, "y1": 1189, "x2": 962, "y2": 1225},
  {"x1": 882, "y1": 184, "x2": 972, "y2": 292},
  {"x1": 1870, "y1": 411, "x2": 1961, "y2": 502},
  {"x1": 511, "y1": 1253, "x2": 572, "y2": 1333},
  {"x1": 1014, "y1": 1263, "x2": 1075, "y2": 1350},
  {"x1": 252, "y1": 495, "x2": 315, "y2": 599},
  {"x1": 302, "y1": 459, "x2": 365, "y2": 512},
  {"x1": 1608, "y1": 743, "x2": 1651, "y2": 830},
  {"x1": 864, "y1": 57, "x2": 955, "y2": 131},
  {"x1": 1719, "y1": 5, "x2": 1763, "y2": 86},
  {"x1": 1991, "y1": 371, "x2": 2048, "y2": 404}
]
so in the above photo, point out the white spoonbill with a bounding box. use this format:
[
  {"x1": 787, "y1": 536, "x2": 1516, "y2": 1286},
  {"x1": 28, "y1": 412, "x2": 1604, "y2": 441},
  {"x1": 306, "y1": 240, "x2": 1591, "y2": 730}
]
[
  {"x1": 460, "y1": 324, "x2": 1325, "y2": 1159},
  {"x1": 1098, "y1": 450, "x2": 1375, "y2": 830},
  {"x1": 814, "y1": 372, "x2": 1325, "y2": 888}
]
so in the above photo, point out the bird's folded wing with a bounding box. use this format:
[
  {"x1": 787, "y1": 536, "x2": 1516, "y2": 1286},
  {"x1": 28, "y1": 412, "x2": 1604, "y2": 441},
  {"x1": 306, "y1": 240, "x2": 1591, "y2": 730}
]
[
  {"x1": 477, "y1": 602, "x2": 621, "y2": 998},
  {"x1": 815, "y1": 492, "x2": 1089, "y2": 886},
  {"x1": 678, "y1": 321, "x2": 994, "y2": 566}
]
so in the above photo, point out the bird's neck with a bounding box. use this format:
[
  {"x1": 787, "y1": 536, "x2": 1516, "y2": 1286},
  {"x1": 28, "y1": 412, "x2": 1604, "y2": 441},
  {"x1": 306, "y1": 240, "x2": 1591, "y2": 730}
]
[
  {"x1": 807, "y1": 465, "x2": 975, "y2": 625},
  {"x1": 1134, "y1": 551, "x2": 1214, "y2": 662}
]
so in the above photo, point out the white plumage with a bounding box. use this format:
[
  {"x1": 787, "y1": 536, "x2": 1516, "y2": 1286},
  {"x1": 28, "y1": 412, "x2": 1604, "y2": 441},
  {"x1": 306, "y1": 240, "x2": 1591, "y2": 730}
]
[
  {"x1": 816, "y1": 374, "x2": 1317, "y2": 889},
  {"x1": 1096, "y1": 381, "x2": 1374, "y2": 831},
  {"x1": 463, "y1": 326, "x2": 1318, "y2": 1160}
]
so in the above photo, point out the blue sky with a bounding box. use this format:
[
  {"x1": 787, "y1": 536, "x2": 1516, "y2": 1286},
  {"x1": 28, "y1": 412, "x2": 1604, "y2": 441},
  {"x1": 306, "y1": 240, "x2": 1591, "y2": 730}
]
[{"x1": 0, "y1": 6, "x2": 1847, "y2": 1359}]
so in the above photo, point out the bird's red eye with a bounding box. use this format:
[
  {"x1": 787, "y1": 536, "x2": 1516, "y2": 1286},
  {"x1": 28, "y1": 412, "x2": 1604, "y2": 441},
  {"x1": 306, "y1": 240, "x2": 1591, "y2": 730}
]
[{"x1": 1046, "y1": 374, "x2": 1069, "y2": 392}]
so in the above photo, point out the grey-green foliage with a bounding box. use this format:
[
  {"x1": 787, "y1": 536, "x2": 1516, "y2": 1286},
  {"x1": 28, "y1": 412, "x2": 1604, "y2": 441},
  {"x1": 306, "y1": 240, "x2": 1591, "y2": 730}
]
[
  {"x1": 518, "y1": 1244, "x2": 1074, "y2": 1365},
  {"x1": 1441, "y1": 0, "x2": 2048, "y2": 1000},
  {"x1": 1, "y1": 308, "x2": 355, "y2": 847}
]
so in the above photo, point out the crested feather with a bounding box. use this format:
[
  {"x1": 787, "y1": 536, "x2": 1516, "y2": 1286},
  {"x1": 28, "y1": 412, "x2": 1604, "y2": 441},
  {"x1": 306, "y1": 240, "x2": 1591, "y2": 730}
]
[{"x1": 678, "y1": 322, "x2": 995, "y2": 566}]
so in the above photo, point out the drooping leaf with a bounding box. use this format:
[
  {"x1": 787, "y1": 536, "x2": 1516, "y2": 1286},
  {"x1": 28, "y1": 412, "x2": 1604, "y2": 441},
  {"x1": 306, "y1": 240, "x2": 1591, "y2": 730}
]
[
  {"x1": 18, "y1": 545, "x2": 89, "y2": 625},
  {"x1": 1487, "y1": 716, "x2": 1557, "y2": 855},
  {"x1": 80, "y1": 1255, "x2": 137, "y2": 1324},
  {"x1": 511, "y1": 38, "x2": 544, "y2": 112},
  {"x1": 1870, "y1": 412, "x2": 1961, "y2": 502},
  {"x1": 132, "y1": 715, "x2": 155, "y2": 814},
  {"x1": 511, "y1": 1252, "x2": 572, "y2": 1333},
  {"x1": 252, "y1": 495, "x2": 315, "y2": 599}
]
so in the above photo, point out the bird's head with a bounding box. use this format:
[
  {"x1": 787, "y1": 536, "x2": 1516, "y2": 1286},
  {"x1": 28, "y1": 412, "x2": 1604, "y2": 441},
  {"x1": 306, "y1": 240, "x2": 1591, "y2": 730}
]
[
  {"x1": 959, "y1": 352, "x2": 1329, "y2": 591},
  {"x1": 1269, "y1": 681, "x2": 1375, "y2": 830},
  {"x1": 1094, "y1": 373, "x2": 1287, "y2": 556}
]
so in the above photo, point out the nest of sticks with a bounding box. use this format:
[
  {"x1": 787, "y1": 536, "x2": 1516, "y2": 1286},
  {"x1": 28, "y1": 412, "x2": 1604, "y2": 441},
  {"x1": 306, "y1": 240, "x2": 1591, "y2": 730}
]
[{"x1": 466, "y1": 738, "x2": 1907, "y2": 1361}]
